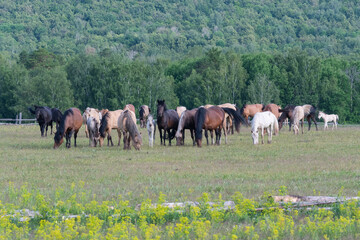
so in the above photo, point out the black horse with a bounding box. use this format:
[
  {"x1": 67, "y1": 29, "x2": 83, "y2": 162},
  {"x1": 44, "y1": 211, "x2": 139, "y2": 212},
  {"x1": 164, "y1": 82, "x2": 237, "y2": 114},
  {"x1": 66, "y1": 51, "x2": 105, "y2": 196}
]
[
  {"x1": 157, "y1": 99, "x2": 179, "y2": 146},
  {"x1": 28, "y1": 105, "x2": 53, "y2": 137},
  {"x1": 51, "y1": 108, "x2": 63, "y2": 132}
]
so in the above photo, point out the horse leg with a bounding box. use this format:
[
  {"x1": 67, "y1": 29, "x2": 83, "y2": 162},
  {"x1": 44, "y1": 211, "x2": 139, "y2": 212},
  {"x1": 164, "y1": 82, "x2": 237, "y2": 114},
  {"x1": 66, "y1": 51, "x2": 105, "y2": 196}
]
[
  {"x1": 301, "y1": 119, "x2": 304, "y2": 134},
  {"x1": 40, "y1": 124, "x2": 45, "y2": 137},
  {"x1": 205, "y1": 130, "x2": 209, "y2": 145},
  {"x1": 223, "y1": 120, "x2": 227, "y2": 144},
  {"x1": 210, "y1": 130, "x2": 214, "y2": 145},
  {"x1": 312, "y1": 115, "x2": 318, "y2": 131},
  {"x1": 167, "y1": 129, "x2": 172, "y2": 146},
  {"x1": 117, "y1": 129, "x2": 122, "y2": 146},
  {"x1": 267, "y1": 127, "x2": 272, "y2": 144},
  {"x1": 307, "y1": 116, "x2": 311, "y2": 131},
  {"x1": 182, "y1": 129, "x2": 185, "y2": 145},
  {"x1": 74, "y1": 130, "x2": 78, "y2": 147},
  {"x1": 85, "y1": 124, "x2": 89, "y2": 138},
  {"x1": 127, "y1": 133, "x2": 131, "y2": 149},
  {"x1": 190, "y1": 129, "x2": 195, "y2": 146},
  {"x1": 123, "y1": 132, "x2": 127, "y2": 150},
  {"x1": 67, "y1": 130, "x2": 74, "y2": 148},
  {"x1": 159, "y1": 128, "x2": 163, "y2": 145},
  {"x1": 261, "y1": 127, "x2": 264, "y2": 144}
]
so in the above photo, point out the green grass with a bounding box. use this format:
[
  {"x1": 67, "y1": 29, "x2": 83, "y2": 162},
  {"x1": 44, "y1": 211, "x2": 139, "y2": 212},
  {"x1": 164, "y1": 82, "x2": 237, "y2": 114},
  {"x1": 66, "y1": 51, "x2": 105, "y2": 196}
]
[{"x1": 0, "y1": 124, "x2": 359, "y2": 203}]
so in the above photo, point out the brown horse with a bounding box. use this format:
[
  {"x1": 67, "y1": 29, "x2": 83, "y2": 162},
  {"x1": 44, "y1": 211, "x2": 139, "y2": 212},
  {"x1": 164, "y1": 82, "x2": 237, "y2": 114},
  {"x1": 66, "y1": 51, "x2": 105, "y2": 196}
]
[
  {"x1": 99, "y1": 109, "x2": 123, "y2": 146},
  {"x1": 175, "y1": 108, "x2": 198, "y2": 146},
  {"x1": 195, "y1": 106, "x2": 227, "y2": 147},
  {"x1": 263, "y1": 104, "x2": 281, "y2": 119},
  {"x1": 157, "y1": 99, "x2": 179, "y2": 146},
  {"x1": 53, "y1": 108, "x2": 82, "y2": 149},
  {"x1": 139, "y1": 105, "x2": 151, "y2": 128},
  {"x1": 118, "y1": 110, "x2": 142, "y2": 150},
  {"x1": 278, "y1": 105, "x2": 295, "y2": 131},
  {"x1": 240, "y1": 104, "x2": 264, "y2": 123}
]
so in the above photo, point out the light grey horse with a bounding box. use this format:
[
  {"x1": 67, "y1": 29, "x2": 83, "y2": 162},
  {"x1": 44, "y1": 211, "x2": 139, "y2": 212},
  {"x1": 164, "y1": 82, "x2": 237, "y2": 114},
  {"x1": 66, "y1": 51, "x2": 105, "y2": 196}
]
[{"x1": 146, "y1": 114, "x2": 156, "y2": 147}]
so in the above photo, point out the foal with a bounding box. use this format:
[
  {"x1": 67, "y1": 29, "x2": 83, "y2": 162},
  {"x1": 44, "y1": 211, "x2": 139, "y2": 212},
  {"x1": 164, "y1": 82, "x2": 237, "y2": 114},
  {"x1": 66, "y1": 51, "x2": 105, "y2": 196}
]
[{"x1": 318, "y1": 111, "x2": 339, "y2": 130}]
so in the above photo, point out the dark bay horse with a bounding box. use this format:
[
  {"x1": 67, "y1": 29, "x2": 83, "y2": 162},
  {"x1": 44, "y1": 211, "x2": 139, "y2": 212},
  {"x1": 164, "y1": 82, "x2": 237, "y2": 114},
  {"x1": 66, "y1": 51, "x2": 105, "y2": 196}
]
[
  {"x1": 28, "y1": 105, "x2": 53, "y2": 137},
  {"x1": 278, "y1": 105, "x2": 295, "y2": 131},
  {"x1": 53, "y1": 108, "x2": 82, "y2": 149},
  {"x1": 175, "y1": 108, "x2": 198, "y2": 146},
  {"x1": 139, "y1": 105, "x2": 151, "y2": 128},
  {"x1": 157, "y1": 99, "x2": 179, "y2": 146}
]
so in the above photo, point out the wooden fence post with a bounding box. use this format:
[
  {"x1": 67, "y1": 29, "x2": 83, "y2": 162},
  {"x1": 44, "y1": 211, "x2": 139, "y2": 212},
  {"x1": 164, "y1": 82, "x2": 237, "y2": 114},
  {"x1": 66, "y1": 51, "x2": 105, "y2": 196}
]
[
  {"x1": 15, "y1": 114, "x2": 18, "y2": 124},
  {"x1": 19, "y1": 112, "x2": 22, "y2": 125}
]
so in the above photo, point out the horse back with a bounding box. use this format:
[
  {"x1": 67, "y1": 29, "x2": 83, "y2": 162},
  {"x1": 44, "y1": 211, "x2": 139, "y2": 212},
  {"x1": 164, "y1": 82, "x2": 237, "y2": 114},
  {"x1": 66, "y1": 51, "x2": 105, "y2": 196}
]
[
  {"x1": 204, "y1": 106, "x2": 225, "y2": 129},
  {"x1": 164, "y1": 109, "x2": 179, "y2": 128}
]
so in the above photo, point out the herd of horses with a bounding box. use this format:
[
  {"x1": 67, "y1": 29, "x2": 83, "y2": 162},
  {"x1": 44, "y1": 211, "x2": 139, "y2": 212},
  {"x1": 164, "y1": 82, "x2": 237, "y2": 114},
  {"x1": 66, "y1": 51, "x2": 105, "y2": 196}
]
[{"x1": 27, "y1": 101, "x2": 339, "y2": 149}]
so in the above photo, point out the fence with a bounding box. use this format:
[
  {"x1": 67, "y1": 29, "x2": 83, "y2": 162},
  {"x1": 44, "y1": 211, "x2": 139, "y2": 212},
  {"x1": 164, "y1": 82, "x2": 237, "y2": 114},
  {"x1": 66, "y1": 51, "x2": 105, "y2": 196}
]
[{"x1": 0, "y1": 112, "x2": 36, "y2": 125}]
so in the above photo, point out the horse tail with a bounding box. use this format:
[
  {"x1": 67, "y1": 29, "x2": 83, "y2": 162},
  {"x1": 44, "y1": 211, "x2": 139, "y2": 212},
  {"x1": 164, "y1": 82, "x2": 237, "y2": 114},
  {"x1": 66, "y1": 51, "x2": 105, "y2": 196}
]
[
  {"x1": 99, "y1": 113, "x2": 109, "y2": 138},
  {"x1": 28, "y1": 107, "x2": 36, "y2": 114},
  {"x1": 273, "y1": 115, "x2": 279, "y2": 136},
  {"x1": 262, "y1": 104, "x2": 266, "y2": 111},
  {"x1": 222, "y1": 107, "x2": 247, "y2": 132},
  {"x1": 195, "y1": 107, "x2": 206, "y2": 141}
]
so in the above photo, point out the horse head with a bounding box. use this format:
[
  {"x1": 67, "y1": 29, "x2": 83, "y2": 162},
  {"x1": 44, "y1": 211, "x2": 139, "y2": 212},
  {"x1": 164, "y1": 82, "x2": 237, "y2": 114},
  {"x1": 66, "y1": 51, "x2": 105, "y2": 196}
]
[
  {"x1": 157, "y1": 99, "x2": 166, "y2": 118},
  {"x1": 251, "y1": 130, "x2": 259, "y2": 145},
  {"x1": 53, "y1": 131, "x2": 64, "y2": 149},
  {"x1": 132, "y1": 132, "x2": 142, "y2": 150}
]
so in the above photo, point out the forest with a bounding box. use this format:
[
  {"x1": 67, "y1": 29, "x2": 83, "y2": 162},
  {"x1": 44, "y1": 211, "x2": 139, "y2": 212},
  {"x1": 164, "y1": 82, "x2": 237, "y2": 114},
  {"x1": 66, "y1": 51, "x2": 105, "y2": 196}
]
[
  {"x1": 0, "y1": 48, "x2": 359, "y2": 122},
  {"x1": 0, "y1": 0, "x2": 359, "y2": 122}
]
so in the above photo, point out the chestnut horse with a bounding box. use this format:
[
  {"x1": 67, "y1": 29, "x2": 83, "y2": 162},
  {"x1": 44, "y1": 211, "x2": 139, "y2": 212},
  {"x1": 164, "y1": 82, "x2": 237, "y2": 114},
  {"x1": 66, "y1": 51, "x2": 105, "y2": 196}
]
[
  {"x1": 157, "y1": 99, "x2": 179, "y2": 146},
  {"x1": 118, "y1": 110, "x2": 142, "y2": 150},
  {"x1": 139, "y1": 105, "x2": 151, "y2": 128},
  {"x1": 175, "y1": 108, "x2": 198, "y2": 146},
  {"x1": 195, "y1": 106, "x2": 245, "y2": 147},
  {"x1": 53, "y1": 108, "x2": 82, "y2": 149},
  {"x1": 263, "y1": 104, "x2": 281, "y2": 119},
  {"x1": 240, "y1": 104, "x2": 264, "y2": 123},
  {"x1": 99, "y1": 109, "x2": 123, "y2": 146}
]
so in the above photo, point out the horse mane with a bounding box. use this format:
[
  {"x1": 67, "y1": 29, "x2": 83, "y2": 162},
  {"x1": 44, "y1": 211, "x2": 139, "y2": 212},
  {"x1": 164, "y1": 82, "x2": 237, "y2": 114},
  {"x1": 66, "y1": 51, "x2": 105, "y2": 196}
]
[
  {"x1": 55, "y1": 108, "x2": 73, "y2": 143},
  {"x1": 195, "y1": 107, "x2": 206, "y2": 140},
  {"x1": 99, "y1": 112, "x2": 110, "y2": 138},
  {"x1": 261, "y1": 104, "x2": 266, "y2": 111}
]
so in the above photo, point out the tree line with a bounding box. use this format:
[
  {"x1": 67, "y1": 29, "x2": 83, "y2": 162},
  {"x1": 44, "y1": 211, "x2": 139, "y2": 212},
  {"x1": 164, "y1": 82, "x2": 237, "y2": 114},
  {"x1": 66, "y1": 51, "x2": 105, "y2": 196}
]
[{"x1": 0, "y1": 48, "x2": 359, "y2": 123}]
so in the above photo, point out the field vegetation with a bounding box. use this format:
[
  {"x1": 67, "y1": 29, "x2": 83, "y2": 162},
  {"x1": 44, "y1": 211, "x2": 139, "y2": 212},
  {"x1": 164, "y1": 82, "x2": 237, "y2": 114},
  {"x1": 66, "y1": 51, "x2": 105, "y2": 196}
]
[{"x1": 0, "y1": 124, "x2": 359, "y2": 239}]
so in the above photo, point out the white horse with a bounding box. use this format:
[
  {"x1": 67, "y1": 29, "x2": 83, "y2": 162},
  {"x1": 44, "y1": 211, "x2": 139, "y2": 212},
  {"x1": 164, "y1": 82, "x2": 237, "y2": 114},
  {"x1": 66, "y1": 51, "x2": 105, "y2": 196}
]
[
  {"x1": 146, "y1": 114, "x2": 156, "y2": 147},
  {"x1": 318, "y1": 111, "x2": 339, "y2": 130},
  {"x1": 251, "y1": 111, "x2": 279, "y2": 145},
  {"x1": 293, "y1": 106, "x2": 305, "y2": 135}
]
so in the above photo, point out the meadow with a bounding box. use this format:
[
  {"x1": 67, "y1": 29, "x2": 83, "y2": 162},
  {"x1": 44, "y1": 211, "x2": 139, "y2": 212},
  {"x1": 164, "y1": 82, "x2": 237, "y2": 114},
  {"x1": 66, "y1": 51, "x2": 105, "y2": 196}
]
[{"x1": 0, "y1": 124, "x2": 359, "y2": 239}]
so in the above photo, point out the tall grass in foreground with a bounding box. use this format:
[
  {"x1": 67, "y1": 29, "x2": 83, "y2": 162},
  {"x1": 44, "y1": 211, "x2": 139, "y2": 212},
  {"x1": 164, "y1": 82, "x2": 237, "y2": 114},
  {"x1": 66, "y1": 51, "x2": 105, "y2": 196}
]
[{"x1": 0, "y1": 183, "x2": 360, "y2": 239}]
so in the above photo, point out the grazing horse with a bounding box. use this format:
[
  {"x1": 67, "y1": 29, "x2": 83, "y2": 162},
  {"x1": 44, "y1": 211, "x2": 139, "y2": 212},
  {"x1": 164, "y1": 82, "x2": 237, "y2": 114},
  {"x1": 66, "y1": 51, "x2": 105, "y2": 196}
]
[
  {"x1": 293, "y1": 106, "x2": 305, "y2": 135},
  {"x1": 251, "y1": 111, "x2": 279, "y2": 145},
  {"x1": 175, "y1": 108, "x2": 198, "y2": 146},
  {"x1": 87, "y1": 116, "x2": 100, "y2": 147},
  {"x1": 118, "y1": 110, "x2": 142, "y2": 150},
  {"x1": 99, "y1": 109, "x2": 123, "y2": 146},
  {"x1": 195, "y1": 106, "x2": 245, "y2": 147},
  {"x1": 146, "y1": 114, "x2": 156, "y2": 147},
  {"x1": 176, "y1": 106, "x2": 187, "y2": 118},
  {"x1": 139, "y1": 105, "x2": 151, "y2": 128},
  {"x1": 318, "y1": 111, "x2": 339, "y2": 130},
  {"x1": 53, "y1": 108, "x2": 82, "y2": 149},
  {"x1": 51, "y1": 108, "x2": 62, "y2": 133},
  {"x1": 302, "y1": 104, "x2": 318, "y2": 131},
  {"x1": 28, "y1": 105, "x2": 53, "y2": 137},
  {"x1": 263, "y1": 104, "x2": 281, "y2": 119},
  {"x1": 240, "y1": 104, "x2": 264, "y2": 124},
  {"x1": 157, "y1": 99, "x2": 179, "y2": 146},
  {"x1": 278, "y1": 105, "x2": 296, "y2": 131},
  {"x1": 82, "y1": 108, "x2": 102, "y2": 138}
]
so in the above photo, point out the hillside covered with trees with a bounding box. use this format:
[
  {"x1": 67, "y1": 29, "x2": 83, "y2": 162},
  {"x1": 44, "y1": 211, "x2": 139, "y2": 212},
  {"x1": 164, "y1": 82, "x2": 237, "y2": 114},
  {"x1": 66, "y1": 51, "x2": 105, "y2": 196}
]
[{"x1": 1, "y1": 0, "x2": 360, "y2": 58}]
